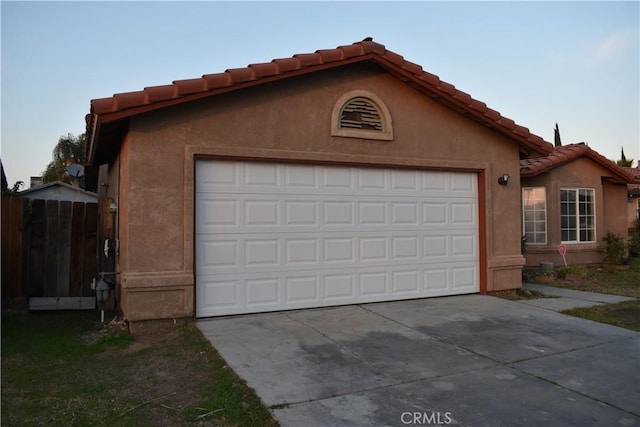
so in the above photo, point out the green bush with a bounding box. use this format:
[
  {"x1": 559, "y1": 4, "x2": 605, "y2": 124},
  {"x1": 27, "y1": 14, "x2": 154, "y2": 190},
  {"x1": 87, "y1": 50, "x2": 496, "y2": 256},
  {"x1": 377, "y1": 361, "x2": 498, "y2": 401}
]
[
  {"x1": 603, "y1": 232, "x2": 626, "y2": 267},
  {"x1": 557, "y1": 265, "x2": 588, "y2": 279}
]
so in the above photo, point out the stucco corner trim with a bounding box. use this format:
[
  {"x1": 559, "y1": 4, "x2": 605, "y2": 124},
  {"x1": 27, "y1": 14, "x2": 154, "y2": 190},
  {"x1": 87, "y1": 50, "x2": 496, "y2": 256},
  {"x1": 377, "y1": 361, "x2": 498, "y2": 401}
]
[
  {"x1": 122, "y1": 272, "x2": 194, "y2": 289},
  {"x1": 488, "y1": 255, "x2": 526, "y2": 269}
]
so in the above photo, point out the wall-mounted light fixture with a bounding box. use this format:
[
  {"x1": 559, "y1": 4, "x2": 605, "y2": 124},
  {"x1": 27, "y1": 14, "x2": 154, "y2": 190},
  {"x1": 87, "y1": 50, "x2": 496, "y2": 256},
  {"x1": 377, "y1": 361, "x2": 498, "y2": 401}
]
[{"x1": 498, "y1": 174, "x2": 510, "y2": 186}]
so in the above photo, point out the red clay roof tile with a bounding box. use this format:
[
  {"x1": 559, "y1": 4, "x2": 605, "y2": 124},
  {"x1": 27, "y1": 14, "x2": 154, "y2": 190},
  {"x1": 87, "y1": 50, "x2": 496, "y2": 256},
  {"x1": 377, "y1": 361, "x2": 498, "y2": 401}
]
[
  {"x1": 483, "y1": 108, "x2": 501, "y2": 121},
  {"x1": 316, "y1": 48, "x2": 345, "y2": 63},
  {"x1": 360, "y1": 40, "x2": 385, "y2": 55},
  {"x1": 145, "y1": 85, "x2": 177, "y2": 102},
  {"x1": 271, "y1": 57, "x2": 300, "y2": 73},
  {"x1": 113, "y1": 91, "x2": 148, "y2": 110},
  {"x1": 294, "y1": 53, "x2": 323, "y2": 67},
  {"x1": 87, "y1": 39, "x2": 555, "y2": 164},
  {"x1": 336, "y1": 43, "x2": 364, "y2": 58},
  {"x1": 622, "y1": 167, "x2": 640, "y2": 191},
  {"x1": 225, "y1": 68, "x2": 256, "y2": 84},
  {"x1": 248, "y1": 62, "x2": 280, "y2": 78},
  {"x1": 174, "y1": 78, "x2": 207, "y2": 96},
  {"x1": 453, "y1": 90, "x2": 472, "y2": 105},
  {"x1": 438, "y1": 81, "x2": 456, "y2": 95},
  {"x1": 420, "y1": 71, "x2": 440, "y2": 86},
  {"x1": 469, "y1": 99, "x2": 487, "y2": 112},
  {"x1": 383, "y1": 50, "x2": 405, "y2": 66},
  {"x1": 91, "y1": 97, "x2": 117, "y2": 115},
  {"x1": 520, "y1": 143, "x2": 637, "y2": 183},
  {"x1": 202, "y1": 73, "x2": 232, "y2": 89},
  {"x1": 402, "y1": 60, "x2": 423, "y2": 76}
]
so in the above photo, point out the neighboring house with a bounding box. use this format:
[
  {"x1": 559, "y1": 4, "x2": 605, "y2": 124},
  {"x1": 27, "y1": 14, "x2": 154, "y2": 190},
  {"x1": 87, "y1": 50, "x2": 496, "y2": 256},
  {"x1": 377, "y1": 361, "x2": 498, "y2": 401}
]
[
  {"x1": 85, "y1": 39, "x2": 554, "y2": 321},
  {"x1": 622, "y1": 166, "x2": 640, "y2": 228},
  {"x1": 520, "y1": 143, "x2": 636, "y2": 267},
  {"x1": 18, "y1": 181, "x2": 98, "y2": 203}
]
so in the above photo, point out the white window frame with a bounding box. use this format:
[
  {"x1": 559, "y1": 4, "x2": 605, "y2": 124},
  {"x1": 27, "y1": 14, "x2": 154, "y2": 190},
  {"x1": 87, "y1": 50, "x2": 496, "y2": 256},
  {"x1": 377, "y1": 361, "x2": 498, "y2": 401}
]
[
  {"x1": 560, "y1": 188, "x2": 596, "y2": 243},
  {"x1": 522, "y1": 187, "x2": 547, "y2": 244}
]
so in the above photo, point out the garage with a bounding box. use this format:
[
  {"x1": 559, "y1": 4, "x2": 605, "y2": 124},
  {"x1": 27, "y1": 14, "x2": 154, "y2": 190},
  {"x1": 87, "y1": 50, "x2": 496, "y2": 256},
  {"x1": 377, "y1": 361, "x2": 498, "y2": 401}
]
[
  {"x1": 86, "y1": 39, "x2": 544, "y2": 321},
  {"x1": 195, "y1": 159, "x2": 479, "y2": 317}
]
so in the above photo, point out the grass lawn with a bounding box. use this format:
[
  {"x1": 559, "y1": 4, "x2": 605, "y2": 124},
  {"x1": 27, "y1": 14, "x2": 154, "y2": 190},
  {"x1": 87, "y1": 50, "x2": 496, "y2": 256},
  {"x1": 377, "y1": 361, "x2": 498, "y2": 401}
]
[
  {"x1": 541, "y1": 257, "x2": 640, "y2": 298},
  {"x1": 524, "y1": 257, "x2": 640, "y2": 332},
  {"x1": 1, "y1": 310, "x2": 278, "y2": 427},
  {"x1": 562, "y1": 300, "x2": 640, "y2": 332}
]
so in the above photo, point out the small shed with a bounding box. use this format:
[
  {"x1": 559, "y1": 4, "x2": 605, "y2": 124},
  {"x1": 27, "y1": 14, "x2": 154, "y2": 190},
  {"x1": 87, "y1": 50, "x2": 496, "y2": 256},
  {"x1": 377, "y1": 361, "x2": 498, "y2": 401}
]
[{"x1": 19, "y1": 181, "x2": 98, "y2": 203}]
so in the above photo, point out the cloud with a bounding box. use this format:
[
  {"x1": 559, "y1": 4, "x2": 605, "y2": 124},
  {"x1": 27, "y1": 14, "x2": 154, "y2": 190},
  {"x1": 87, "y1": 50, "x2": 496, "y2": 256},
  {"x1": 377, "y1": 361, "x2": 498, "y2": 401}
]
[{"x1": 591, "y1": 27, "x2": 639, "y2": 65}]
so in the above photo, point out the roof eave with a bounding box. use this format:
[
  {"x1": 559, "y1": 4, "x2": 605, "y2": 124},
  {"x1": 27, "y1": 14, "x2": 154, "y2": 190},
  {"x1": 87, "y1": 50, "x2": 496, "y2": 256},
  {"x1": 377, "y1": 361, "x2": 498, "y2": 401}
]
[{"x1": 86, "y1": 40, "x2": 553, "y2": 165}]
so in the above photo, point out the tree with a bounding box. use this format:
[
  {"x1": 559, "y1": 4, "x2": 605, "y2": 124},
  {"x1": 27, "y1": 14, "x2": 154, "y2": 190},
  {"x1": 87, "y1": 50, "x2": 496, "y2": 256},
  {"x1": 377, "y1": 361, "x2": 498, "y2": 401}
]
[
  {"x1": 616, "y1": 147, "x2": 634, "y2": 167},
  {"x1": 41, "y1": 133, "x2": 86, "y2": 185},
  {"x1": 553, "y1": 123, "x2": 562, "y2": 147}
]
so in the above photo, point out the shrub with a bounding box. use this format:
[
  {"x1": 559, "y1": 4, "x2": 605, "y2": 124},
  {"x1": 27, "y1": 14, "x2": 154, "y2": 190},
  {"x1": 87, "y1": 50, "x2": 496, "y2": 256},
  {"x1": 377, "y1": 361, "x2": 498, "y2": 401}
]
[
  {"x1": 557, "y1": 265, "x2": 588, "y2": 279},
  {"x1": 603, "y1": 232, "x2": 626, "y2": 268}
]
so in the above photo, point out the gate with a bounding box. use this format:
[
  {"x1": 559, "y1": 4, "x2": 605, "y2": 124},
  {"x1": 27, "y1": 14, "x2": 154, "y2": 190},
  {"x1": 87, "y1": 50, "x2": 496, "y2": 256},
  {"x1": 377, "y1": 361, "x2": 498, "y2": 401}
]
[{"x1": 1, "y1": 195, "x2": 99, "y2": 303}]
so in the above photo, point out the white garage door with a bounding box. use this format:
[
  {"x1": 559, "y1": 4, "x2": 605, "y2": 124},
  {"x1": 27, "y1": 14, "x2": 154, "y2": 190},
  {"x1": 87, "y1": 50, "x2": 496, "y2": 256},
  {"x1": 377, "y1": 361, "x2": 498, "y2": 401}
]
[{"x1": 195, "y1": 160, "x2": 479, "y2": 317}]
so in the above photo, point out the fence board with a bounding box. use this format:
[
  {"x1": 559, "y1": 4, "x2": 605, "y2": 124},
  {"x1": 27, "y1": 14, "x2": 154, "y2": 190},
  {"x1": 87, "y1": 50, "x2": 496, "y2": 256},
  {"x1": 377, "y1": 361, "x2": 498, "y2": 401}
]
[
  {"x1": 57, "y1": 201, "x2": 72, "y2": 297},
  {"x1": 1, "y1": 196, "x2": 23, "y2": 298},
  {"x1": 1, "y1": 196, "x2": 99, "y2": 302},
  {"x1": 44, "y1": 200, "x2": 60, "y2": 297},
  {"x1": 70, "y1": 202, "x2": 85, "y2": 297},
  {"x1": 27, "y1": 199, "x2": 46, "y2": 297}
]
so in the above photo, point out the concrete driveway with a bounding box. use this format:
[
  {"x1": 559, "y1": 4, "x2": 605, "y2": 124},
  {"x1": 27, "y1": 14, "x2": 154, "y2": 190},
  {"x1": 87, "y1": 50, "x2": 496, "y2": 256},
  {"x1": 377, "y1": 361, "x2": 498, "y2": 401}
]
[{"x1": 198, "y1": 294, "x2": 640, "y2": 426}]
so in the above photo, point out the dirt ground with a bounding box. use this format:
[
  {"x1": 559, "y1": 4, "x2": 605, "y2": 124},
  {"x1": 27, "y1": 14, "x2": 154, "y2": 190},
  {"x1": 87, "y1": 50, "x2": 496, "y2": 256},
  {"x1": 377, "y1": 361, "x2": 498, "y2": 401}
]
[{"x1": 72, "y1": 314, "x2": 229, "y2": 426}]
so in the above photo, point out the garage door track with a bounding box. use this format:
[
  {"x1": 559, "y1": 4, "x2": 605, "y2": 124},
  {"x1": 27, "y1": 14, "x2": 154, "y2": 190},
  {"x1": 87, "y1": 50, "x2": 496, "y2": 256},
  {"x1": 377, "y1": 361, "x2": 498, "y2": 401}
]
[{"x1": 198, "y1": 295, "x2": 640, "y2": 426}]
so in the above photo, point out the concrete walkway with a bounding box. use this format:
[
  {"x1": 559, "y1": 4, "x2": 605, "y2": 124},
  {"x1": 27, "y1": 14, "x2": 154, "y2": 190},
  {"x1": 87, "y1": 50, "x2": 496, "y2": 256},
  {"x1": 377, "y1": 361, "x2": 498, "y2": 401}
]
[
  {"x1": 522, "y1": 283, "x2": 636, "y2": 312},
  {"x1": 198, "y1": 291, "x2": 640, "y2": 427}
]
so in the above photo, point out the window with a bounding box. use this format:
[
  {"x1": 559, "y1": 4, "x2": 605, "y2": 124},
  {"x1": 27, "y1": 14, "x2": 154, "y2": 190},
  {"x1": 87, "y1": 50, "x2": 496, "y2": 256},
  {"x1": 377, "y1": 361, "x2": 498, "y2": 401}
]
[
  {"x1": 331, "y1": 90, "x2": 393, "y2": 141},
  {"x1": 522, "y1": 187, "x2": 547, "y2": 244},
  {"x1": 560, "y1": 188, "x2": 595, "y2": 242}
]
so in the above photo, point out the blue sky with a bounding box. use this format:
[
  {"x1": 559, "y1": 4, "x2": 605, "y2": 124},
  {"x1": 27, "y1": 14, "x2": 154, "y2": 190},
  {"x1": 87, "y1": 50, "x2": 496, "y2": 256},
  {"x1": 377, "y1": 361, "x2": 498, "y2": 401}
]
[{"x1": 2, "y1": 1, "x2": 639, "y2": 187}]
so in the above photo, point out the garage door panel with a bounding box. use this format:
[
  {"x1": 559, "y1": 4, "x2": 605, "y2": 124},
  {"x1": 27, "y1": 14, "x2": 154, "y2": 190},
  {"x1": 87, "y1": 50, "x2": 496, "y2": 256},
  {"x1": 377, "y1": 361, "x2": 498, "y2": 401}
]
[
  {"x1": 196, "y1": 160, "x2": 479, "y2": 317},
  {"x1": 198, "y1": 262, "x2": 478, "y2": 316}
]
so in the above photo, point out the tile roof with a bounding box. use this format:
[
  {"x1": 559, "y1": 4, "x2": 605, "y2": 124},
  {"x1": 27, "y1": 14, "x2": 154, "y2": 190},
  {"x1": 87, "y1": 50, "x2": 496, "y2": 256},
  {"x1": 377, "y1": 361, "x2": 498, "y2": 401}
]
[
  {"x1": 623, "y1": 166, "x2": 640, "y2": 192},
  {"x1": 86, "y1": 39, "x2": 553, "y2": 165},
  {"x1": 520, "y1": 143, "x2": 638, "y2": 183}
]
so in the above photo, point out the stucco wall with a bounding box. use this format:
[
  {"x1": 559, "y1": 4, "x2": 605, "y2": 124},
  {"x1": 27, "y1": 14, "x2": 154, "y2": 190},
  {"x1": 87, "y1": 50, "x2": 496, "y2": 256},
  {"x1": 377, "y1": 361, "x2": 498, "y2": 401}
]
[
  {"x1": 115, "y1": 63, "x2": 526, "y2": 320},
  {"x1": 522, "y1": 157, "x2": 629, "y2": 267},
  {"x1": 627, "y1": 196, "x2": 639, "y2": 229}
]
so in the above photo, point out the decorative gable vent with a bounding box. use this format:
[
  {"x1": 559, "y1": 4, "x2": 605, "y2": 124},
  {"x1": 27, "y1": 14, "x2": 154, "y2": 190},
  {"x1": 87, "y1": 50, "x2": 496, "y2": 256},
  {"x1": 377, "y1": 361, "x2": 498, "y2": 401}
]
[
  {"x1": 339, "y1": 98, "x2": 383, "y2": 131},
  {"x1": 331, "y1": 90, "x2": 393, "y2": 141}
]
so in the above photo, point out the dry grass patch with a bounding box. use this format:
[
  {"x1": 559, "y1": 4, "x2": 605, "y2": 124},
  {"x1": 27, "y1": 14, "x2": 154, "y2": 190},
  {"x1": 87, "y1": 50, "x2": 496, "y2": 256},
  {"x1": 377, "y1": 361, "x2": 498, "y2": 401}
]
[{"x1": 1, "y1": 310, "x2": 278, "y2": 427}]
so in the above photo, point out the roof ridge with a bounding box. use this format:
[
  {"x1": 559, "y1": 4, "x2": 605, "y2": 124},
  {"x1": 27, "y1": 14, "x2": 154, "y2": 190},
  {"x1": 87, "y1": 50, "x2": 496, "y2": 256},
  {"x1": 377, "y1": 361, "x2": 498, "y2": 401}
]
[
  {"x1": 521, "y1": 142, "x2": 637, "y2": 183},
  {"x1": 87, "y1": 39, "x2": 554, "y2": 164}
]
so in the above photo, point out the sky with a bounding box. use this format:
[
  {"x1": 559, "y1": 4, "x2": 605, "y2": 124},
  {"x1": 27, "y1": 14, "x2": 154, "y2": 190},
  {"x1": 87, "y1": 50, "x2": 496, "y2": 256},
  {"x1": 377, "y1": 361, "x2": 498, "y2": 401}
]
[{"x1": 1, "y1": 1, "x2": 639, "y2": 188}]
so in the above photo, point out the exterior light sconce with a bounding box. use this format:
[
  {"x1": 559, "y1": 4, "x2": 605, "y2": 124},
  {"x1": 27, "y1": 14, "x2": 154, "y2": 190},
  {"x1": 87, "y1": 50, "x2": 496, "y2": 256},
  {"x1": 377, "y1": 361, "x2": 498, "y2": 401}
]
[{"x1": 498, "y1": 174, "x2": 510, "y2": 186}]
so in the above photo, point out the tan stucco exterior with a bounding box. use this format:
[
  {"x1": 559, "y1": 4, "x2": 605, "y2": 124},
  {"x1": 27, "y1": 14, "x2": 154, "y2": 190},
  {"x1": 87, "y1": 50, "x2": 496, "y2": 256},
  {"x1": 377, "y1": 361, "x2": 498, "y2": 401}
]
[
  {"x1": 628, "y1": 196, "x2": 640, "y2": 229},
  {"x1": 100, "y1": 64, "x2": 530, "y2": 321},
  {"x1": 521, "y1": 157, "x2": 630, "y2": 267}
]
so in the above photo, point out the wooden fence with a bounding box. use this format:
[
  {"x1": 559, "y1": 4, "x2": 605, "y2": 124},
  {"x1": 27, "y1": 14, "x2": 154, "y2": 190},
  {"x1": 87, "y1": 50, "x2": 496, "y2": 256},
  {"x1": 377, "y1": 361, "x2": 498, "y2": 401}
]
[{"x1": 1, "y1": 195, "x2": 98, "y2": 301}]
